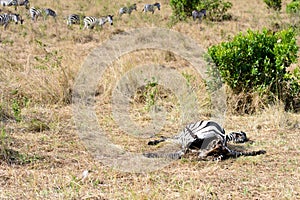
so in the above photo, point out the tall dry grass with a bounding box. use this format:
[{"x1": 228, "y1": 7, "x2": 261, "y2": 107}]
[{"x1": 0, "y1": 0, "x2": 298, "y2": 108}]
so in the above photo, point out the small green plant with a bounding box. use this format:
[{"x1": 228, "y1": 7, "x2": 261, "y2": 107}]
[
  {"x1": 1, "y1": 128, "x2": 44, "y2": 165},
  {"x1": 182, "y1": 72, "x2": 195, "y2": 87},
  {"x1": 143, "y1": 77, "x2": 158, "y2": 111},
  {"x1": 208, "y1": 28, "x2": 299, "y2": 111},
  {"x1": 26, "y1": 119, "x2": 50, "y2": 132},
  {"x1": 205, "y1": 0, "x2": 233, "y2": 21},
  {"x1": 0, "y1": 128, "x2": 9, "y2": 162},
  {"x1": 1, "y1": 39, "x2": 14, "y2": 46},
  {"x1": 11, "y1": 99, "x2": 21, "y2": 122},
  {"x1": 264, "y1": 0, "x2": 282, "y2": 11},
  {"x1": 286, "y1": 0, "x2": 300, "y2": 14},
  {"x1": 0, "y1": 104, "x2": 3, "y2": 120}
]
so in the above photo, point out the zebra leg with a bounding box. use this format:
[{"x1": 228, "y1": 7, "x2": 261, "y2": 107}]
[
  {"x1": 237, "y1": 150, "x2": 266, "y2": 157},
  {"x1": 147, "y1": 137, "x2": 167, "y2": 145},
  {"x1": 83, "y1": 22, "x2": 88, "y2": 30},
  {"x1": 143, "y1": 150, "x2": 184, "y2": 160},
  {"x1": 3, "y1": 22, "x2": 9, "y2": 30},
  {"x1": 35, "y1": 14, "x2": 39, "y2": 22},
  {"x1": 224, "y1": 146, "x2": 266, "y2": 158}
]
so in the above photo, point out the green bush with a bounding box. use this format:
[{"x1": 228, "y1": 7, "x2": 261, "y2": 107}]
[
  {"x1": 205, "y1": 0, "x2": 232, "y2": 21},
  {"x1": 208, "y1": 28, "x2": 299, "y2": 110},
  {"x1": 286, "y1": 0, "x2": 300, "y2": 14},
  {"x1": 170, "y1": 0, "x2": 199, "y2": 21},
  {"x1": 264, "y1": 0, "x2": 282, "y2": 11},
  {"x1": 170, "y1": 0, "x2": 232, "y2": 22}
]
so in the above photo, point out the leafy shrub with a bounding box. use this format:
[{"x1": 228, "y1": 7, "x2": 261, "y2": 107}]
[
  {"x1": 208, "y1": 28, "x2": 299, "y2": 111},
  {"x1": 170, "y1": 0, "x2": 232, "y2": 22},
  {"x1": 286, "y1": 0, "x2": 300, "y2": 14},
  {"x1": 170, "y1": 0, "x2": 199, "y2": 21},
  {"x1": 204, "y1": 0, "x2": 233, "y2": 21},
  {"x1": 264, "y1": 0, "x2": 282, "y2": 11}
]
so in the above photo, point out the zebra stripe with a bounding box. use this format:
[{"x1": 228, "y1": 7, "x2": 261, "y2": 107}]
[
  {"x1": 119, "y1": 3, "x2": 137, "y2": 16},
  {"x1": 142, "y1": 2, "x2": 160, "y2": 14},
  {"x1": 67, "y1": 14, "x2": 85, "y2": 26},
  {"x1": 0, "y1": 13, "x2": 23, "y2": 29},
  {"x1": 0, "y1": 13, "x2": 11, "y2": 29},
  {"x1": 29, "y1": 7, "x2": 56, "y2": 21},
  {"x1": 192, "y1": 9, "x2": 206, "y2": 21},
  {"x1": 145, "y1": 120, "x2": 265, "y2": 160},
  {"x1": 0, "y1": 0, "x2": 29, "y2": 10},
  {"x1": 44, "y1": 8, "x2": 56, "y2": 19},
  {"x1": 29, "y1": 7, "x2": 42, "y2": 21},
  {"x1": 83, "y1": 15, "x2": 113, "y2": 30}
]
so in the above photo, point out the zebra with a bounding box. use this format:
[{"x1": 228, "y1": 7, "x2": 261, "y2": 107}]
[
  {"x1": 142, "y1": 2, "x2": 160, "y2": 14},
  {"x1": 0, "y1": 0, "x2": 12, "y2": 7},
  {"x1": 29, "y1": 7, "x2": 56, "y2": 21},
  {"x1": 0, "y1": 12, "x2": 23, "y2": 29},
  {"x1": 119, "y1": 3, "x2": 137, "y2": 16},
  {"x1": 29, "y1": 7, "x2": 42, "y2": 21},
  {"x1": 0, "y1": 0, "x2": 29, "y2": 10},
  {"x1": 83, "y1": 15, "x2": 113, "y2": 30},
  {"x1": 44, "y1": 8, "x2": 56, "y2": 20},
  {"x1": 67, "y1": 14, "x2": 85, "y2": 26},
  {"x1": 192, "y1": 9, "x2": 206, "y2": 21},
  {"x1": 144, "y1": 120, "x2": 266, "y2": 160}
]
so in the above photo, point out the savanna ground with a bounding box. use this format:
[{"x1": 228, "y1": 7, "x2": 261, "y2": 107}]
[{"x1": 0, "y1": 0, "x2": 300, "y2": 199}]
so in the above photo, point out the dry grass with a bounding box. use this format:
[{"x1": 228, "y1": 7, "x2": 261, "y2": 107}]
[{"x1": 1, "y1": 0, "x2": 300, "y2": 199}]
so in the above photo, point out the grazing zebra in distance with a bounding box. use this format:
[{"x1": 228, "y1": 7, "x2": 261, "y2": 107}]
[
  {"x1": 119, "y1": 3, "x2": 137, "y2": 16},
  {"x1": 144, "y1": 120, "x2": 266, "y2": 160},
  {"x1": 192, "y1": 9, "x2": 206, "y2": 21},
  {"x1": 44, "y1": 8, "x2": 56, "y2": 20},
  {"x1": 29, "y1": 7, "x2": 41, "y2": 21},
  {"x1": 29, "y1": 7, "x2": 56, "y2": 21},
  {"x1": 83, "y1": 15, "x2": 113, "y2": 30},
  {"x1": 0, "y1": 12, "x2": 23, "y2": 29},
  {"x1": 67, "y1": 14, "x2": 85, "y2": 26},
  {"x1": 0, "y1": 0, "x2": 29, "y2": 10},
  {"x1": 142, "y1": 2, "x2": 160, "y2": 14}
]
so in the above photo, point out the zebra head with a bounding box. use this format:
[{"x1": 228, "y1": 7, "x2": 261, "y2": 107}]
[
  {"x1": 131, "y1": 3, "x2": 137, "y2": 10},
  {"x1": 10, "y1": 13, "x2": 23, "y2": 24},
  {"x1": 231, "y1": 131, "x2": 248, "y2": 143},
  {"x1": 25, "y1": 0, "x2": 30, "y2": 9},
  {"x1": 106, "y1": 15, "x2": 113, "y2": 25},
  {"x1": 154, "y1": 2, "x2": 161, "y2": 10},
  {"x1": 200, "y1": 9, "x2": 207, "y2": 16},
  {"x1": 119, "y1": 7, "x2": 126, "y2": 15},
  {"x1": 98, "y1": 15, "x2": 114, "y2": 27}
]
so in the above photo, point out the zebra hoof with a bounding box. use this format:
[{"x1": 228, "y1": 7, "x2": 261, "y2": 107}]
[
  {"x1": 258, "y1": 150, "x2": 266, "y2": 154},
  {"x1": 148, "y1": 140, "x2": 158, "y2": 145}
]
